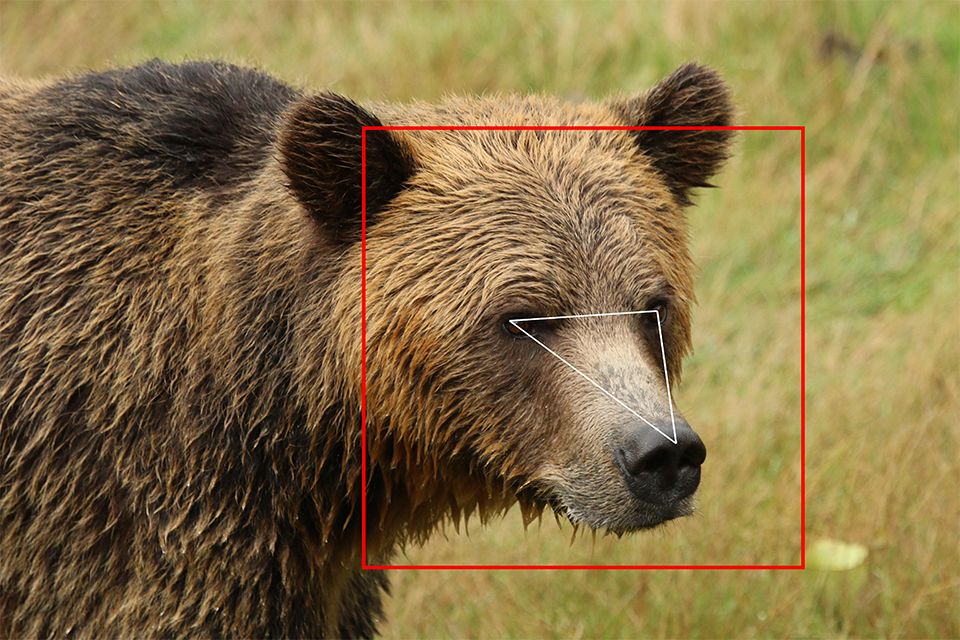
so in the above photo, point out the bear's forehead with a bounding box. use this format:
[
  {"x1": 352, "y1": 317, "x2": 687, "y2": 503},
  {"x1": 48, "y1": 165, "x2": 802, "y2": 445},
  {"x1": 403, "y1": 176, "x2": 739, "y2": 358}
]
[
  {"x1": 376, "y1": 94, "x2": 619, "y2": 128},
  {"x1": 392, "y1": 134, "x2": 671, "y2": 240},
  {"x1": 371, "y1": 95, "x2": 689, "y2": 298},
  {"x1": 375, "y1": 95, "x2": 640, "y2": 167},
  {"x1": 377, "y1": 162, "x2": 685, "y2": 311},
  {"x1": 373, "y1": 95, "x2": 666, "y2": 209}
]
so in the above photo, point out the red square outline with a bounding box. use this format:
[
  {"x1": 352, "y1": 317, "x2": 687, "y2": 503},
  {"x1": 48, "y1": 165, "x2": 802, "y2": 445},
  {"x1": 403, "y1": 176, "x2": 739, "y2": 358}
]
[{"x1": 361, "y1": 125, "x2": 806, "y2": 570}]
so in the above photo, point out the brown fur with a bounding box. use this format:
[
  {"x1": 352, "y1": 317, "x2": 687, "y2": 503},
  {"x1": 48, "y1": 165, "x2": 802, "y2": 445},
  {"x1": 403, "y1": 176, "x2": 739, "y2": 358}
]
[{"x1": 0, "y1": 60, "x2": 732, "y2": 637}]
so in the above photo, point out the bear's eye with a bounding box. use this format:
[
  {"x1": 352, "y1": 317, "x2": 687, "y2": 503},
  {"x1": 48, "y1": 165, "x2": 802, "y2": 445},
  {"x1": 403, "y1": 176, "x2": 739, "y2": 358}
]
[
  {"x1": 642, "y1": 297, "x2": 670, "y2": 330},
  {"x1": 500, "y1": 314, "x2": 559, "y2": 340},
  {"x1": 503, "y1": 320, "x2": 526, "y2": 338}
]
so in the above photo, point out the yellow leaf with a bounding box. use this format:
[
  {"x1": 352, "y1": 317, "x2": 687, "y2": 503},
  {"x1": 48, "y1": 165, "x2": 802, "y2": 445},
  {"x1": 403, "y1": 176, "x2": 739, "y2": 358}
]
[{"x1": 808, "y1": 538, "x2": 869, "y2": 571}]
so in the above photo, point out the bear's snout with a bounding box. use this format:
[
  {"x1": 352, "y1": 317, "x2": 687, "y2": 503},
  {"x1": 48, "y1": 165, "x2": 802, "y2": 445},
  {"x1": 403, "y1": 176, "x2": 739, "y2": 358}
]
[{"x1": 614, "y1": 418, "x2": 706, "y2": 507}]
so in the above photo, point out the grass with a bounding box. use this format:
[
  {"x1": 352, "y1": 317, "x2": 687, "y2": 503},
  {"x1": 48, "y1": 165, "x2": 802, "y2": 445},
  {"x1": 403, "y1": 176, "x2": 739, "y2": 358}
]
[{"x1": 1, "y1": 1, "x2": 958, "y2": 637}]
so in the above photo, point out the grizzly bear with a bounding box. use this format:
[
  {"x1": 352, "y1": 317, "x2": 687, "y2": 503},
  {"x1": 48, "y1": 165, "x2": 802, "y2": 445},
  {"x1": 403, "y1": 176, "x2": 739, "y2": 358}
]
[{"x1": 0, "y1": 60, "x2": 732, "y2": 637}]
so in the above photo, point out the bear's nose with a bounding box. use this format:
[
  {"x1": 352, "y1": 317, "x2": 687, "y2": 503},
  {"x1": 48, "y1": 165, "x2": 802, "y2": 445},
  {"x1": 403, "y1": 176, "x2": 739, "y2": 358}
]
[{"x1": 614, "y1": 418, "x2": 706, "y2": 506}]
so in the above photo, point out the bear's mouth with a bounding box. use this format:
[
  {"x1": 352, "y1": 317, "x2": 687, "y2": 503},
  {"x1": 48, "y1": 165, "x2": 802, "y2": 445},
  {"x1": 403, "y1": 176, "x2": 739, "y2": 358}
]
[
  {"x1": 523, "y1": 481, "x2": 695, "y2": 535},
  {"x1": 555, "y1": 495, "x2": 692, "y2": 534}
]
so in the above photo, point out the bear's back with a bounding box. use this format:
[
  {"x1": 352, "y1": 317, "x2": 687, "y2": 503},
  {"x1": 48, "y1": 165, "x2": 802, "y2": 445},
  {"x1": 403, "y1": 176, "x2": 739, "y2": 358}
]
[
  {"x1": 0, "y1": 60, "x2": 298, "y2": 195},
  {"x1": 0, "y1": 61, "x2": 301, "y2": 390}
]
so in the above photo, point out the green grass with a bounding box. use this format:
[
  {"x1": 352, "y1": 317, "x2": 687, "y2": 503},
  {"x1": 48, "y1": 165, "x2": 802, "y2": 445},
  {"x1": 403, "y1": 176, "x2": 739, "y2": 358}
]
[{"x1": 2, "y1": 1, "x2": 958, "y2": 637}]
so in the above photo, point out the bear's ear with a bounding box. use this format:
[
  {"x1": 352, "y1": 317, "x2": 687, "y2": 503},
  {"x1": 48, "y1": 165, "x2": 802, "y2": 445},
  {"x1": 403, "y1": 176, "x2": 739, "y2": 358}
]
[
  {"x1": 611, "y1": 63, "x2": 734, "y2": 207},
  {"x1": 278, "y1": 93, "x2": 414, "y2": 242}
]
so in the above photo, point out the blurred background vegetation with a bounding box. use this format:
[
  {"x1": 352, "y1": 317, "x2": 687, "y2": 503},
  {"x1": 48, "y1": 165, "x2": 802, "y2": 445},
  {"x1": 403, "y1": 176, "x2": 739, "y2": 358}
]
[{"x1": 1, "y1": 1, "x2": 957, "y2": 638}]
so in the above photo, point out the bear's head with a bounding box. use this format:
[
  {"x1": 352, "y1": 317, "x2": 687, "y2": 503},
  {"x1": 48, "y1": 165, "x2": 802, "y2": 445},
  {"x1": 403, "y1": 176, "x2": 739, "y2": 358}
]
[{"x1": 280, "y1": 64, "x2": 733, "y2": 547}]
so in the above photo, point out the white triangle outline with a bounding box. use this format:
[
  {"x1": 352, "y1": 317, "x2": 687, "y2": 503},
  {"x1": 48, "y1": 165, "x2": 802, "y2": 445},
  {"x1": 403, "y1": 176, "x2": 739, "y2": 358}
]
[{"x1": 509, "y1": 310, "x2": 678, "y2": 444}]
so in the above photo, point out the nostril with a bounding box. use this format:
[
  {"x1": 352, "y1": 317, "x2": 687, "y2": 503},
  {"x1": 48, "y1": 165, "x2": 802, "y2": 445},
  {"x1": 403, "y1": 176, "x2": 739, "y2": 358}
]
[
  {"x1": 618, "y1": 442, "x2": 675, "y2": 478},
  {"x1": 636, "y1": 447, "x2": 671, "y2": 474},
  {"x1": 616, "y1": 424, "x2": 706, "y2": 478},
  {"x1": 680, "y1": 439, "x2": 706, "y2": 467}
]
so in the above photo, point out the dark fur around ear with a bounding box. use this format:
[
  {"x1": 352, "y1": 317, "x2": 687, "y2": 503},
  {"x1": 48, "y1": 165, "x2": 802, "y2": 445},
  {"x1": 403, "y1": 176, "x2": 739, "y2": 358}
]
[
  {"x1": 279, "y1": 93, "x2": 414, "y2": 242},
  {"x1": 613, "y1": 63, "x2": 734, "y2": 207}
]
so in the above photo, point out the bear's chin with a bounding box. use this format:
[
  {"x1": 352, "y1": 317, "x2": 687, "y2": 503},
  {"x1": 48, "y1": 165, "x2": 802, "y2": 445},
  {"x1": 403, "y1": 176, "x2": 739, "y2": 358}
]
[{"x1": 545, "y1": 492, "x2": 697, "y2": 535}]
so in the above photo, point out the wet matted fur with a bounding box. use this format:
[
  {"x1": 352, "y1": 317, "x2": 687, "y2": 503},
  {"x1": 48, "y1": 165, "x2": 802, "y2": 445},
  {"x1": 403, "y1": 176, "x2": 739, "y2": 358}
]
[{"x1": 0, "y1": 60, "x2": 732, "y2": 637}]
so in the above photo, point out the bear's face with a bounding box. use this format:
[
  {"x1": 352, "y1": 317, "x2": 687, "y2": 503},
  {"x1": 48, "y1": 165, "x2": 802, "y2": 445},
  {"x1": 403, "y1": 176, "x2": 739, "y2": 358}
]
[{"x1": 281, "y1": 64, "x2": 733, "y2": 537}]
